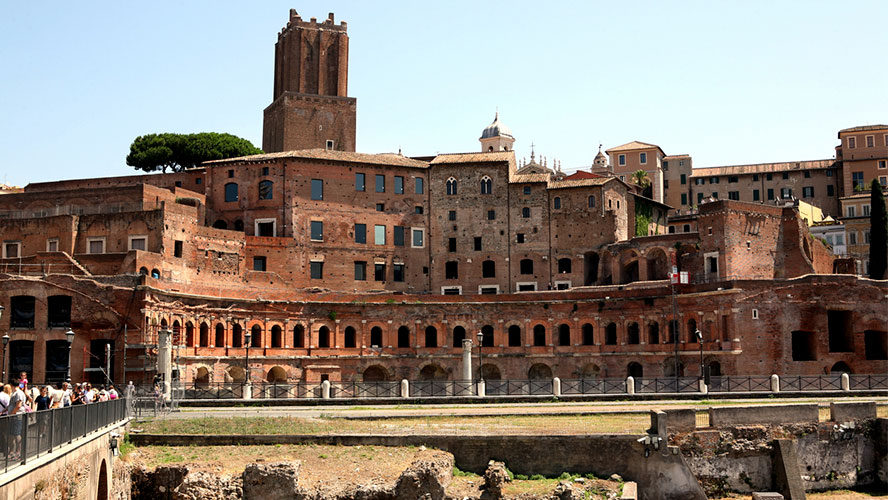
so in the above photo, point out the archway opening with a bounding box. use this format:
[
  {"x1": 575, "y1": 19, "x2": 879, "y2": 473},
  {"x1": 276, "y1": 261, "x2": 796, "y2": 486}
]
[
  {"x1": 627, "y1": 362, "x2": 643, "y2": 379},
  {"x1": 317, "y1": 326, "x2": 330, "y2": 348},
  {"x1": 528, "y1": 363, "x2": 552, "y2": 380},
  {"x1": 194, "y1": 366, "x2": 210, "y2": 386},
  {"x1": 648, "y1": 322, "x2": 660, "y2": 344},
  {"x1": 584, "y1": 252, "x2": 599, "y2": 285},
  {"x1": 558, "y1": 324, "x2": 571, "y2": 346},
  {"x1": 646, "y1": 248, "x2": 669, "y2": 281},
  {"x1": 419, "y1": 364, "x2": 448, "y2": 381},
  {"x1": 533, "y1": 325, "x2": 546, "y2": 346},
  {"x1": 481, "y1": 363, "x2": 501, "y2": 380},
  {"x1": 363, "y1": 365, "x2": 389, "y2": 382},
  {"x1": 830, "y1": 361, "x2": 852, "y2": 374},
  {"x1": 581, "y1": 323, "x2": 594, "y2": 346},
  {"x1": 481, "y1": 325, "x2": 494, "y2": 347},
  {"x1": 226, "y1": 366, "x2": 245, "y2": 383},
  {"x1": 96, "y1": 459, "x2": 108, "y2": 500},
  {"x1": 370, "y1": 326, "x2": 383, "y2": 347},
  {"x1": 344, "y1": 326, "x2": 356, "y2": 348},
  {"x1": 267, "y1": 366, "x2": 287, "y2": 383},
  {"x1": 215, "y1": 324, "x2": 225, "y2": 347},
  {"x1": 453, "y1": 326, "x2": 466, "y2": 347},
  {"x1": 271, "y1": 325, "x2": 283, "y2": 348},
  {"x1": 627, "y1": 322, "x2": 640, "y2": 344},
  {"x1": 581, "y1": 363, "x2": 600, "y2": 379},
  {"x1": 508, "y1": 325, "x2": 521, "y2": 347}
]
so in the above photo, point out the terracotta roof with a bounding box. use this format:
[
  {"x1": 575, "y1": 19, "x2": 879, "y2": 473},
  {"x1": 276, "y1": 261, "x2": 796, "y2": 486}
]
[
  {"x1": 430, "y1": 151, "x2": 514, "y2": 165},
  {"x1": 510, "y1": 173, "x2": 549, "y2": 184},
  {"x1": 605, "y1": 141, "x2": 664, "y2": 155},
  {"x1": 838, "y1": 124, "x2": 888, "y2": 135},
  {"x1": 564, "y1": 170, "x2": 605, "y2": 180},
  {"x1": 691, "y1": 159, "x2": 835, "y2": 177},
  {"x1": 548, "y1": 177, "x2": 614, "y2": 189},
  {"x1": 204, "y1": 149, "x2": 429, "y2": 168},
  {"x1": 663, "y1": 154, "x2": 690, "y2": 159}
]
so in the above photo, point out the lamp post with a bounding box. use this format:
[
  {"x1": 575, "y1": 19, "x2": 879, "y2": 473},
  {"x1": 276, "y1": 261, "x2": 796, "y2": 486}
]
[
  {"x1": 244, "y1": 330, "x2": 252, "y2": 387},
  {"x1": 65, "y1": 328, "x2": 76, "y2": 382},
  {"x1": 695, "y1": 329, "x2": 704, "y2": 381},
  {"x1": 1, "y1": 303, "x2": 6, "y2": 383},
  {"x1": 476, "y1": 330, "x2": 484, "y2": 384}
]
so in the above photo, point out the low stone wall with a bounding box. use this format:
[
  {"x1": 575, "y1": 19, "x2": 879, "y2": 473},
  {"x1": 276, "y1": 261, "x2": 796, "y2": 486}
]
[
  {"x1": 708, "y1": 404, "x2": 819, "y2": 427},
  {"x1": 830, "y1": 401, "x2": 877, "y2": 422}
]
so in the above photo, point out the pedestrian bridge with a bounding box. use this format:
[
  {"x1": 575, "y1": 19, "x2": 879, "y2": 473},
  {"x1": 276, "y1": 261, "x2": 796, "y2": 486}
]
[{"x1": 0, "y1": 398, "x2": 128, "y2": 500}]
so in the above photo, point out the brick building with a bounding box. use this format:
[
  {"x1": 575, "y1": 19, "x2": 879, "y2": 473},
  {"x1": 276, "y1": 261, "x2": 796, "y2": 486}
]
[{"x1": 0, "y1": 10, "x2": 885, "y2": 387}]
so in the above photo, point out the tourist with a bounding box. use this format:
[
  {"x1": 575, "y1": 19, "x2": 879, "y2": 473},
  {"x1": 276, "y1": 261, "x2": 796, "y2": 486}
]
[
  {"x1": 7, "y1": 381, "x2": 27, "y2": 459},
  {"x1": 82, "y1": 383, "x2": 95, "y2": 404},
  {"x1": 108, "y1": 385, "x2": 118, "y2": 400},
  {"x1": 0, "y1": 384, "x2": 11, "y2": 416},
  {"x1": 35, "y1": 386, "x2": 51, "y2": 411},
  {"x1": 61, "y1": 382, "x2": 72, "y2": 407},
  {"x1": 71, "y1": 383, "x2": 82, "y2": 405}
]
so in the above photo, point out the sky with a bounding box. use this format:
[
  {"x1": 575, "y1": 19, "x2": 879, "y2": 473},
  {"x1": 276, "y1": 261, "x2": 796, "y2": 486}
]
[{"x1": 1, "y1": 1, "x2": 887, "y2": 187}]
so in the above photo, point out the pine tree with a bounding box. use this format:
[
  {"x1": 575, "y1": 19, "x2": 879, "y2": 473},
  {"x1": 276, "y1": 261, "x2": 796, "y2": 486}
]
[{"x1": 869, "y1": 179, "x2": 887, "y2": 279}]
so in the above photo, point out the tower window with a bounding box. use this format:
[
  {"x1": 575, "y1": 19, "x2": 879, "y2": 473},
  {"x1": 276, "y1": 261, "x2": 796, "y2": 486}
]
[
  {"x1": 446, "y1": 177, "x2": 458, "y2": 195},
  {"x1": 480, "y1": 176, "x2": 492, "y2": 194}
]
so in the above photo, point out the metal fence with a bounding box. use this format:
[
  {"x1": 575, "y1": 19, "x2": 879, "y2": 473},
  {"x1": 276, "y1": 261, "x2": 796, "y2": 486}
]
[
  {"x1": 0, "y1": 398, "x2": 127, "y2": 474},
  {"x1": 781, "y1": 375, "x2": 843, "y2": 392},
  {"x1": 560, "y1": 378, "x2": 626, "y2": 395},
  {"x1": 708, "y1": 375, "x2": 771, "y2": 392}
]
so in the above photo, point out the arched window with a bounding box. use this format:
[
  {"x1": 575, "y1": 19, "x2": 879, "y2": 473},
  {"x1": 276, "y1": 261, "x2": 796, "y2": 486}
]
[
  {"x1": 233, "y1": 219, "x2": 244, "y2": 232},
  {"x1": 397, "y1": 326, "x2": 411, "y2": 348},
  {"x1": 452, "y1": 326, "x2": 466, "y2": 347},
  {"x1": 482, "y1": 260, "x2": 496, "y2": 278},
  {"x1": 558, "y1": 324, "x2": 571, "y2": 346},
  {"x1": 508, "y1": 325, "x2": 522, "y2": 347},
  {"x1": 446, "y1": 177, "x2": 458, "y2": 196},
  {"x1": 185, "y1": 322, "x2": 194, "y2": 347},
  {"x1": 553, "y1": 197, "x2": 562, "y2": 210},
  {"x1": 293, "y1": 324, "x2": 305, "y2": 348},
  {"x1": 605, "y1": 323, "x2": 617, "y2": 345},
  {"x1": 588, "y1": 195, "x2": 596, "y2": 208},
  {"x1": 480, "y1": 176, "x2": 492, "y2": 194},
  {"x1": 151, "y1": 268, "x2": 161, "y2": 278},
  {"x1": 627, "y1": 322, "x2": 640, "y2": 344},
  {"x1": 688, "y1": 319, "x2": 699, "y2": 343},
  {"x1": 425, "y1": 326, "x2": 438, "y2": 347},
  {"x1": 648, "y1": 322, "x2": 660, "y2": 344},
  {"x1": 251, "y1": 324, "x2": 262, "y2": 348},
  {"x1": 557, "y1": 258, "x2": 571, "y2": 274},
  {"x1": 139, "y1": 267, "x2": 149, "y2": 275},
  {"x1": 370, "y1": 326, "x2": 383, "y2": 347},
  {"x1": 522, "y1": 207, "x2": 530, "y2": 218},
  {"x1": 224, "y1": 182, "x2": 238, "y2": 202},
  {"x1": 199, "y1": 323, "x2": 209, "y2": 347},
  {"x1": 232, "y1": 324, "x2": 242, "y2": 348},
  {"x1": 317, "y1": 326, "x2": 330, "y2": 348},
  {"x1": 344, "y1": 326, "x2": 356, "y2": 348},
  {"x1": 212, "y1": 220, "x2": 228, "y2": 229},
  {"x1": 258, "y1": 180, "x2": 273, "y2": 200},
  {"x1": 271, "y1": 325, "x2": 282, "y2": 348},
  {"x1": 582, "y1": 323, "x2": 594, "y2": 345},
  {"x1": 533, "y1": 325, "x2": 546, "y2": 346},
  {"x1": 215, "y1": 324, "x2": 224, "y2": 347},
  {"x1": 481, "y1": 325, "x2": 494, "y2": 347}
]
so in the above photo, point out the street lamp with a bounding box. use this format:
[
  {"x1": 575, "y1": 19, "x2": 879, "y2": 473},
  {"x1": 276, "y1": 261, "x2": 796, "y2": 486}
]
[
  {"x1": 476, "y1": 330, "x2": 484, "y2": 384},
  {"x1": 65, "y1": 328, "x2": 76, "y2": 382},
  {"x1": 695, "y1": 329, "x2": 704, "y2": 381},
  {"x1": 244, "y1": 329, "x2": 252, "y2": 386}
]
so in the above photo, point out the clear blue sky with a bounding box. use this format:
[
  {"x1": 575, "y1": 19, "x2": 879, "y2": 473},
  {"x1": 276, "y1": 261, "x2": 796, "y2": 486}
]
[{"x1": 2, "y1": 1, "x2": 886, "y2": 187}]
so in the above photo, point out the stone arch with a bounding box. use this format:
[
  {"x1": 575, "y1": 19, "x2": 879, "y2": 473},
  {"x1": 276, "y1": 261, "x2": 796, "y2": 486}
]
[
  {"x1": 250, "y1": 324, "x2": 263, "y2": 347},
  {"x1": 370, "y1": 326, "x2": 383, "y2": 347},
  {"x1": 628, "y1": 362, "x2": 643, "y2": 379},
  {"x1": 317, "y1": 325, "x2": 330, "y2": 348},
  {"x1": 481, "y1": 324, "x2": 494, "y2": 347},
  {"x1": 619, "y1": 249, "x2": 641, "y2": 284},
  {"x1": 267, "y1": 366, "x2": 288, "y2": 383},
  {"x1": 528, "y1": 363, "x2": 552, "y2": 380},
  {"x1": 194, "y1": 366, "x2": 210, "y2": 385},
  {"x1": 419, "y1": 364, "x2": 448, "y2": 381},
  {"x1": 581, "y1": 363, "x2": 601, "y2": 379},
  {"x1": 214, "y1": 323, "x2": 225, "y2": 347},
  {"x1": 648, "y1": 321, "x2": 660, "y2": 344},
  {"x1": 232, "y1": 323, "x2": 243, "y2": 348},
  {"x1": 226, "y1": 365, "x2": 245, "y2": 383},
  {"x1": 151, "y1": 268, "x2": 161, "y2": 279},
  {"x1": 645, "y1": 247, "x2": 669, "y2": 281},
  {"x1": 363, "y1": 365, "x2": 389, "y2": 382},
  {"x1": 581, "y1": 323, "x2": 594, "y2": 345},
  {"x1": 830, "y1": 361, "x2": 852, "y2": 374},
  {"x1": 557, "y1": 323, "x2": 571, "y2": 346},
  {"x1": 397, "y1": 326, "x2": 411, "y2": 348},
  {"x1": 481, "y1": 363, "x2": 501, "y2": 380},
  {"x1": 293, "y1": 324, "x2": 305, "y2": 348},
  {"x1": 507, "y1": 324, "x2": 522, "y2": 347},
  {"x1": 344, "y1": 326, "x2": 357, "y2": 348},
  {"x1": 172, "y1": 320, "x2": 181, "y2": 339},
  {"x1": 199, "y1": 322, "x2": 209, "y2": 347},
  {"x1": 533, "y1": 324, "x2": 546, "y2": 346},
  {"x1": 627, "y1": 322, "x2": 640, "y2": 344},
  {"x1": 185, "y1": 321, "x2": 194, "y2": 347},
  {"x1": 583, "y1": 252, "x2": 600, "y2": 285},
  {"x1": 605, "y1": 322, "x2": 617, "y2": 345},
  {"x1": 424, "y1": 326, "x2": 438, "y2": 347},
  {"x1": 233, "y1": 219, "x2": 244, "y2": 232},
  {"x1": 97, "y1": 458, "x2": 108, "y2": 500},
  {"x1": 212, "y1": 219, "x2": 228, "y2": 230},
  {"x1": 687, "y1": 318, "x2": 698, "y2": 342},
  {"x1": 663, "y1": 359, "x2": 685, "y2": 377},
  {"x1": 452, "y1": 325, "x2": 467, "y2": 347},
  {"x1": 139, "y1": 266, "x2": 149, "y2": 275},
  {"x1": 270, "y1": 325, "x2": 283, "y2": 348},
  {"x1": 708, "y1": 360, "x2": 722, "y2": 377}
]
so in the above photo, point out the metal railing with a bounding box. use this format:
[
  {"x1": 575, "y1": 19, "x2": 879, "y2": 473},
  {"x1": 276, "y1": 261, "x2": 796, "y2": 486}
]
[
  {"x1": 781, "y1": 375, "x2": 843, "y2": 392},
  {"x1": 0, "y1": 398, "x2": 127, "y2": 474},
  {"x1": 849, "y1": 374, "x2": 888, "y2": 391},
  {"x1": 708, "y1": 375, "x2": 771, "y2": 393},
  {"x1": 485, "y1": 379, "x2": 554, "y2": 396},
  {"x1": 635, "y1": 377, "x2": 701, "y2": 394},
  {"x1": 560, "y1": 378, "x2": 627, "y2": 395}
]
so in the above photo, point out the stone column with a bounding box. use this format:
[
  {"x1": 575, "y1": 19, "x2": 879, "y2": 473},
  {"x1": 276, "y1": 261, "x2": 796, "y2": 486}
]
[
  {"x1": 157, "y1": 329, "x2": 172, "y2": 401},
  {"x1": 461, "y1": 339, "x2": 473, "y2": 381}
]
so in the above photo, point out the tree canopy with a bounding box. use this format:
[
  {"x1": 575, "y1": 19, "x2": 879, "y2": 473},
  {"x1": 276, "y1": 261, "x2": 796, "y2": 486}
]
[
  {"x1": 126, "y1": 132, "x2": 263, "y2": 173},
  {"x1": 869, "y1": 179, "x2": 887, "y2": 280}
]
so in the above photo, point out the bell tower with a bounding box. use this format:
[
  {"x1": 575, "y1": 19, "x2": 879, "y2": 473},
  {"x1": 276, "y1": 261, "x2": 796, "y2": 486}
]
[{"x1": 262, "y1": 10, "x2": 357, "y2": 153}]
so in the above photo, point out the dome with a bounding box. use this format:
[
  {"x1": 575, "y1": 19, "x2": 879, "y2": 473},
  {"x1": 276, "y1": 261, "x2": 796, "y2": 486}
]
[{"x1": 480, "y1": 112, "x2": 514, "y2": 140}]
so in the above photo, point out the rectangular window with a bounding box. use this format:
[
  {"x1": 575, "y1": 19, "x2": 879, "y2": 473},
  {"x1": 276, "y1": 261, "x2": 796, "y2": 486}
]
[
  {"x1": 326, "y1": 139, "x2": 334, "y2": 150},
  {"x1": 781, "y1": 187, "x2": 792, "y2": 198},
  {"x1": 487, "y1": 210, "x2": 495, "y2": 220},
  {"x1": 802, "y1": 186, "x2": 814, "y2": 198},
  {"x1": 711, "y1": 192, "x2": 719, "y2": 199},
  {"x1": 448, "y1": 210, "x2": 456, "y2": 221},
  {"x1": 310, "y1": 221, "x2": 323, "y2": 241},
  {"x1": 87, "y1": 238, "x2": 105, "y2": 254},
  {"x1": 680, "y1": 174, "x2": 686, "y2": 185},
  {"x1": 224, "y1": 183, "x2": 238, "y2": 202},
  {"x1": 753, "y1": 174, "x2": 759, "y2": 182},
  {"x1": 47, "y1": 295, "x2": 71, "y2": 328},
  {"x1": 849, "y1": 232, "x2": 857, "y2": 245},
  {"x1": 375, "y1": 174, "x2": 385, "y2": 193},
  {"x1": 394, "y1": 176, "x2": 404, "y2": 194},
  {"x1": 804, "y1": 170, "x2": 811, "y2": 178},
  {"x1": 847, "y1": 206, "x2": 855, "y2": 217},
  {"x1": 174, "y1": 240, "x2": 183, "y2": 258},
  {"x1": 415, "y1": 206, "x2": 423, "y2": 214},
  {"x1": 878, "y1": 160, "x2": 887, "y2": 169},
  {"x1": 728, "y1": 176, "x2": 738, "y2": 183},
  {"x1": 639, "y1": 152, "x2": 647, "y2": 164},
  {"x1": 128, "y1": 236, "x2": 147, "y2": 251},
  {"x1": 618, "y1": 154, "x2": 626, "y2": 166},
  {"x1": 10, "y1": 296, "x2": 35, "y2": 328},
  {"x1": 711, "y1": 176, "x2": 719, "y2": 184},
  {"x1": 517, "y1": 233, "x2": 525, "y2": 243},
  {"x1": 474, "y1": 237, "x2": 482, "y2": 251},
  {"x1": 311, "y1": 179, "x2": 323, "y2": 200},
  {"x1": 356, "y1": 173, "x2": 365, "y2": 191},
  {"x1": 848, "y1": 136, "x2": 856, "y2": 149},
  {"x1": 445, "y1": 261, "x2": 459, "y2": 280},
  {"x1": 374, "y1": 225, "x2": 386, "y2": 245},
  {"x1": 697, "y1": 192, "x2": 704, "y2": 203},
  {"x1": 195, "y1": 178, "x2": 202, "y2": 185},
  {"x1": 448, "y1": 238, "x2": 457, "y2": 252},
  {"x1": 355, "y1": 223, "x2": 367, "y2": 244},
  {"x1": 3, "y1": 241, "x2": 21, "y2": 259},
  {"x1": 310, "y1": 261, "x2": 323, "y2": 279},
  {"x1": 852, "y1": 172, "x2": 864, "y2": 190},
  {"x1": 865, "y1": 231, "x2": 871, "y2": 244},
  {"x1": 866, "y1": 135, "x2": 874, "y2": 148},
  {"x1": 880, "y1": 176, "x2": 888, "y2": 188},
  {"x1": 663, "y1": 161, "x2": 668, "y2": 170},
  {"x1": 376, "y1": 203, "x2": 384, "y2": 212},
  {"x1": 523, "y1": 186, "x2": 531, "y2": 195},
  {"x1": 679, "y1": 160, "x2": 684, "y2": 167},
  {"x1": 728, "y1": 191, "x2": 740, "y2": 200},
  {"x1": 228, "y1": 169, "x2": 234, "y2": 178},
  {"x1": 393, "y1": 264, "x2": 405, "y2": 282},
  {"x1": 827, "y1": 184, "x2": 835, "y2": 196},
  {"x1": 766, "y1": 173, "x2": 773, "y2": 181},
  {"x1": 767, "y1": 188, "x2": 774, "y2": 200},
  {"x1": 664, "y1": 179, "x2": 669, "y2": 189},
  {"x1": 826, "y1": 170, "x2": 833, "y2": 177},
  {"x1": 863, "y1": 204, "x2": 871, "y2": 216},
  {"x1": 46, "y1": 239, "x2": 59, "y2": 252},
  {"x1": 835, "y1": 233, "x2": 844, "y2": 245},
  {"x1": 354, "y1": 261, "x2": 366, "y2": 281},
  {"x1": 753, "y1": 189, "x2": 760, "y2": 201},
  {"x1": 261, "y1": 166, "x2": 269, "y2": 176},
  {"x1": 415, "y1": 177, "x2": 424, "y2": 194},
  {"x1": 394, "y1": 226, "x2": 405, "y2": 246},
  {"x1": 681, "y1": 193, "x2": 687, "y2": 205},
  {"x1": 374, "y1": 263, "x2": 386, "y2": 281},
  {"x1": 782, "y1": 172, "x2": 789, "y2": 180},
  {"x1": 253, "y1": 256, "x2": 266, "y2": 272},
  {"x1": 412, "y1": 228, "x2": 425, "y2": 248}
]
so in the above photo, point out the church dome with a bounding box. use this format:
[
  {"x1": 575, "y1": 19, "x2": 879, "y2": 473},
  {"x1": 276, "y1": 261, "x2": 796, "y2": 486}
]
[{"x1": 480, "y1": 112, "x2": 514, "y2": 140}]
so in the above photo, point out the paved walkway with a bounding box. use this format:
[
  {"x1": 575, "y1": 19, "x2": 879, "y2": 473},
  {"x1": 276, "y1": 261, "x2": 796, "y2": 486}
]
[{"x1": 152, "y1": 396, "x2": 888, "y2": 420}]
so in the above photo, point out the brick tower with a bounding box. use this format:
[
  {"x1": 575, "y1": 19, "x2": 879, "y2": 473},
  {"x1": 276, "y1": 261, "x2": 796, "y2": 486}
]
[{"x1": 262, "y1": 10, "x2": 357, "y2": 153}]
